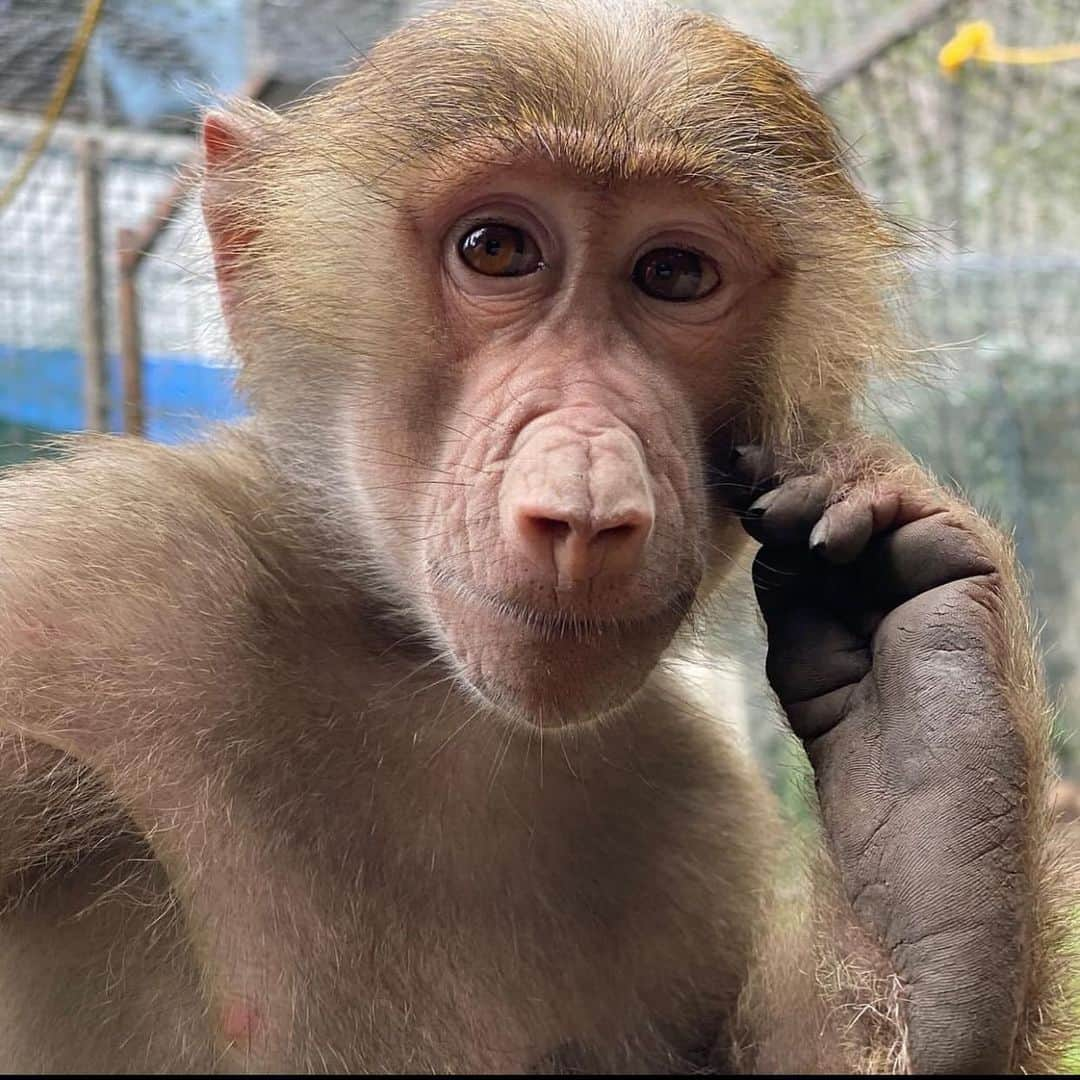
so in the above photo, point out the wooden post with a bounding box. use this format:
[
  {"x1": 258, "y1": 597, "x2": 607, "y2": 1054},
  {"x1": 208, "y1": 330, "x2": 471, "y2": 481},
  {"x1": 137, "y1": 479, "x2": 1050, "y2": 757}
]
[
  {"x1": 78, "y1": 137, "x2": 108, "y2": 432},
  {"x1": 108, "y1": 71, "x2": 270, "y2": 443},
  {"x1": 117, "y1": 228, "x2": 145, "y2": 438},
  {"x1": 811, "y1": 0, "x2": 966, "y2": 97}
]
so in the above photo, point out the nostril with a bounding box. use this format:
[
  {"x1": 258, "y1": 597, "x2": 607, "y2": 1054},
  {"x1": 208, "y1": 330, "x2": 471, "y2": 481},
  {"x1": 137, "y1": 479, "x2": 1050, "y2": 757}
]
[
  {"x1": 509, "y1": 501, "x2": 653, "y2": 581},
  {"x1": 522, "y1": 515, "x2": 644, "y2": 548},
  {"x1": 527, "y1": 516, "x2": 573, "y2": 543},
  {"x1": 598, "y1": 506, "x2": 654, "y2": 544},
  {"x1": 596, "y1": 522, "x2": 638, "y2": 544}
]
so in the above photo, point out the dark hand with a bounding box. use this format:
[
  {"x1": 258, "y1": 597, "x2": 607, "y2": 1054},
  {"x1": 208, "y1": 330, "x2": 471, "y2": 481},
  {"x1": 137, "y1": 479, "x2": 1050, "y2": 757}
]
[{"x1": 726, "y1": 445, "x2": 1028, "y2": 1074}]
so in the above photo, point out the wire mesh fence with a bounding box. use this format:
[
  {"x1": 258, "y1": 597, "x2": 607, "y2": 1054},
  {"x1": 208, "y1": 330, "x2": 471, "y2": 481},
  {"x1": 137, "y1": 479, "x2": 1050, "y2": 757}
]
[
  {"x1": 705, "y1": 0, "x2": 1080, "y2": 781},
  {"x1": 0, "y1": 0, "x2": 407, "y2": 450},
  {"x1": 825, "y1": 0, "x2": 1080, "y2": 769},
  {"x1": 0, "y1": 122, "x2": 230, "y2": 442},
  {"x1": 1, "y1": 0, "x2": 1078, "y2": 768}
]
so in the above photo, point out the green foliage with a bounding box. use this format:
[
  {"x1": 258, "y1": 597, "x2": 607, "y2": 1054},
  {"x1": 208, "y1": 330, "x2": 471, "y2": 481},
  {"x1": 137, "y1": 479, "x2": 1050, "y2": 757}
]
[{"x1": 1067, "y1": 908, "x2": 1080, "y2": 1072}]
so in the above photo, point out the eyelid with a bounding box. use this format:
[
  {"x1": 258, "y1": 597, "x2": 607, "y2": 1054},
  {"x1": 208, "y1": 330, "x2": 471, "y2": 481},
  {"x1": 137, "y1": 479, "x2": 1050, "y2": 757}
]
[
  {"x1": 632, "y1": 234, "x2": 721, "y2": 266},
  {"x1": 448, "y1": 199, "x2": 552, "y2": 249},
  {"x1": 632, "y1": 244, "x2": 722, "y2": 294},
  {"x1": 458, "y1": 213, "x2": 518, "y2": 232}
]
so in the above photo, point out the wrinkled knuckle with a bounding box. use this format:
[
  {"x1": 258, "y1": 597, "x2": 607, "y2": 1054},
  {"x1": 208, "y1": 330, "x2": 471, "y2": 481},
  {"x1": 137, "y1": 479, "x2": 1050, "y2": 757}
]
[
  {"x1": 824, "y1": 476, "x2": 860, "y2": 507},
  {"x1": 919, "y1": 514, "x2": 998, "y2": 573}
]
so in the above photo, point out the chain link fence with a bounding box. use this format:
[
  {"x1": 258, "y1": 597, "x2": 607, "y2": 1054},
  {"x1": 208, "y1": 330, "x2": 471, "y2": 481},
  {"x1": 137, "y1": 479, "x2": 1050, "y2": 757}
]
[
  {"x1": 837, "y1": 0, "x2": 1080, "y2": 771},
  {"x1": 0, "y1": 121, "x2": 226, "y2": 447},
  {"x1": 0, "y1": 0, "x2": 406, "y2": 453}
]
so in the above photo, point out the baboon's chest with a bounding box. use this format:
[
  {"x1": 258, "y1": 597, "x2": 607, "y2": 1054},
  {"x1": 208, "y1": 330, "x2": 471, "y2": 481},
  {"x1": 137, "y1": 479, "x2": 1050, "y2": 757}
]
[
  {"x1": 193, "y1": 869, "x2": 677, "y2": 1072},
  {"x1": 180, "y1": 812, "x2": 722, "y2": 1072}
]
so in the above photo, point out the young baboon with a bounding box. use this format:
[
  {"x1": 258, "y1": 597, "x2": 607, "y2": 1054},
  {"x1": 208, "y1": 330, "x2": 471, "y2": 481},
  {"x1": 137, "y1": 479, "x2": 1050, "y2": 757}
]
[{"x1": 0, "y1": 0, "x2": 1073, "y2": 1071}]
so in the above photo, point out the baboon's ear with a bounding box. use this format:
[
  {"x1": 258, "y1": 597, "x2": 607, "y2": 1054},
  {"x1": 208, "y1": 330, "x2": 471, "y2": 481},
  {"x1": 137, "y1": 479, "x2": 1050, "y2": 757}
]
[
  {"x1": 202, "y1": 110, "x2": 250, "y2": 171},
  {"x1": 201, "y1": 108, "x2": 270, "y2": 312}
]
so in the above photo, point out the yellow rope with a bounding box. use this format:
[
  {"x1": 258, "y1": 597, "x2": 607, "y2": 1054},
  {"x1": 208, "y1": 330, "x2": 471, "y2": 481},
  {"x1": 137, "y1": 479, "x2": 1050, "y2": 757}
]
[
  {"x1": 0, "y1": 0, "x2": 107, "y2": 212},
  {"x1": 940, "y1": 20, "x2": 1080, "y2": 75}
]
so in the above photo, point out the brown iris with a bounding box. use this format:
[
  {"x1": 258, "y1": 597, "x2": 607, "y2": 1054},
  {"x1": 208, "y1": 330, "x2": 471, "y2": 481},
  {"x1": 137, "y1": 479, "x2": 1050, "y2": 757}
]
[
  {"x1": 458, "y1": 224, "x2": 543, "y2": 277},
  {"x1": 632, "y1": 247, "x2": 720, "y2": 302}
]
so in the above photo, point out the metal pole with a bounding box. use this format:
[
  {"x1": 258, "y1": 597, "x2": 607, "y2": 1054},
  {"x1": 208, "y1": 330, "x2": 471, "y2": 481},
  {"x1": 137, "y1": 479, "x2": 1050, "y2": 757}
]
[
  {"x1": 78, "y1": 136, "x2": 108, "y2": 432},
  {"x1": 117, "y1": 229, "x2": 145, "y2": 438}
]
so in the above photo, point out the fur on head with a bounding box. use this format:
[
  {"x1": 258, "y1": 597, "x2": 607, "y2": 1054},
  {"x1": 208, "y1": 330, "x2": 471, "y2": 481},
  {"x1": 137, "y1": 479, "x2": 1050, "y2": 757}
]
[{"x1": 204, "y1": 0, "x2": 904, "y2": 454}]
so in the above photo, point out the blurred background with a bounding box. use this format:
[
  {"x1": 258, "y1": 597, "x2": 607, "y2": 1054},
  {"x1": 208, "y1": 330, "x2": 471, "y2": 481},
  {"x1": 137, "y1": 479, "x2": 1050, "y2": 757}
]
[{"x1": 0, "y1": 0, "x2": 1077, "y2": 795}]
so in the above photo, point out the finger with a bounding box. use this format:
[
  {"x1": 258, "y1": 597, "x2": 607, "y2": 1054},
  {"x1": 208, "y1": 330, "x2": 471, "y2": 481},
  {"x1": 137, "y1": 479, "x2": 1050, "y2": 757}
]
[
  {"x1": 808, "y1": 490, "x2": 874, "y2": 565},
  {"x1": 785, "y1": 683, "x2": 860, "y2": 741},
  {"x1": 754, "y1": 553, "x2": 869, "y2": 702},
  {"x1": 763, "y1": 607, "x2": 871, "y2": 708},
  {"x1": 710, "y1": 444, "x2": 780, "y2": 510},
  {"x1": 751, "y1": 547, "x2": 814, "y2": 615},
  {"x1": 742, "y1": 474, "x2": 833, "y2": 547},
  {"x1": 809, "y1": 485, "x2": 955, "y2": 567},
  {"x1": 860, "y1": 513, "x2": 997, "y2": 603},
  {"x1": 754, "y1": 545, "x2": 886, "y2": 635}
]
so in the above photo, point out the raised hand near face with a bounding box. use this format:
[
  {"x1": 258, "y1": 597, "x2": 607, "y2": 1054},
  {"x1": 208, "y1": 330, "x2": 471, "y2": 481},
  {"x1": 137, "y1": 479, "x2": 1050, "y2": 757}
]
[{"x1": 727, "y1": 443, "x2": 1036, "y2": 1072}]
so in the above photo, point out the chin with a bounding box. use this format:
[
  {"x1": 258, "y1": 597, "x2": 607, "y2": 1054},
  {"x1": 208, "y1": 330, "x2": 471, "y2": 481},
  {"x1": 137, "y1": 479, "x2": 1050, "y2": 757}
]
[
  {"x1": 462, "y1": 651, "x2": 652, "y2": 730},
  {"x1": 433, "y1": 585, "x2": 694, "y2": 729}
]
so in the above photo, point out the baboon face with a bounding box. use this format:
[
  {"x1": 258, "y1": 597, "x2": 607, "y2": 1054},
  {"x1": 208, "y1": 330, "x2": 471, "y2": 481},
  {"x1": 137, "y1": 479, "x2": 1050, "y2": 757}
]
[{"x1": 374, "y1": 175, "x2": 779, "y2": 726}]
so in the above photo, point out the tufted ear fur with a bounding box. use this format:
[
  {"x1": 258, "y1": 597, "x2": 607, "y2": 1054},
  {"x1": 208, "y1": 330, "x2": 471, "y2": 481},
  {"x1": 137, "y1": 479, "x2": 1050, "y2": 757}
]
[{"x1": 200, "y1": 107, "x2": 275, "y2": 324}]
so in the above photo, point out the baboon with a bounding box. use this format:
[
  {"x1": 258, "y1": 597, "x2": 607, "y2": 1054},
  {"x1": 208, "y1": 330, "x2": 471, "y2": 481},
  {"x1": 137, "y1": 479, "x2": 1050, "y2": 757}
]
[{"x1": 0, "y1": 0, "x2": 1073, "y2": 1072}]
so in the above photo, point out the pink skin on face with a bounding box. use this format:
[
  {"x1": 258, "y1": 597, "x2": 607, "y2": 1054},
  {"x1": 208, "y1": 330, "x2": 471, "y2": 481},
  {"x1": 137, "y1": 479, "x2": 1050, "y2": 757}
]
[
  {"x1": 356, "y1": 169, "x2": 777, "y2": 725},
  {"x1": 500, "y1": 407, "x2": 655, "y2": 590}
]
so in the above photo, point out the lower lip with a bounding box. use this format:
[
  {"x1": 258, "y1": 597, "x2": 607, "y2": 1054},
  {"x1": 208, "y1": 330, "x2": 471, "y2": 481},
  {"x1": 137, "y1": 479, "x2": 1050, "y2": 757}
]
[{"x1": 434, "y1": 577, "x2": 695, "y2": 637}]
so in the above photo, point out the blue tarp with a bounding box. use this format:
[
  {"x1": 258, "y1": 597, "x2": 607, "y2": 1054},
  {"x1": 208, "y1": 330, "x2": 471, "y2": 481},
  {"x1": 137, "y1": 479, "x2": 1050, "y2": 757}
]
[
  {"x1": 92, "y1": 0, "x2": 247, "y2": 128},
  {"x1": 0, "y1": 347, "x2": 244, "y2": 442}
]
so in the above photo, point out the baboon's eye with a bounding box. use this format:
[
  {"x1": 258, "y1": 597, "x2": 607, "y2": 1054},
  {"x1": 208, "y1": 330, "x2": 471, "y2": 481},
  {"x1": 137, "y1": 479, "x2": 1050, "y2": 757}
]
[
  {"x1": 632, "y1": 247, "x2": 721, "y2": 302},
  {"x1": 458, "y1": 223, "x2": 543, "y2": 277}
]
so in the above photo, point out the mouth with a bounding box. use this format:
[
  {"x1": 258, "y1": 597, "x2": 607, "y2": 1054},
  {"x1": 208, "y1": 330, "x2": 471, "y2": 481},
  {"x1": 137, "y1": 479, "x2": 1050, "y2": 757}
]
[
  {"x1": 429, "y1": 570, "x2": 698, "y2": 640},
  {"x1": 427, "y1": 571, "x2": 698, "y2": 727}
]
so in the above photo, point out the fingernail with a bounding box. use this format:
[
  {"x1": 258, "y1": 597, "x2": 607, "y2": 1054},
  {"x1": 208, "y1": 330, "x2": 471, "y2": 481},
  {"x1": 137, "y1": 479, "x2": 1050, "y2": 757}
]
[
  {"x1": 747, "y1": 487, "x2": 781, "y2": 517},
  {"x1": 712, "y1": 444, "x2": 745, "y2": 478},
  {"x1": 809, "y1": 517, "x2": 830, "y2": 552}
]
